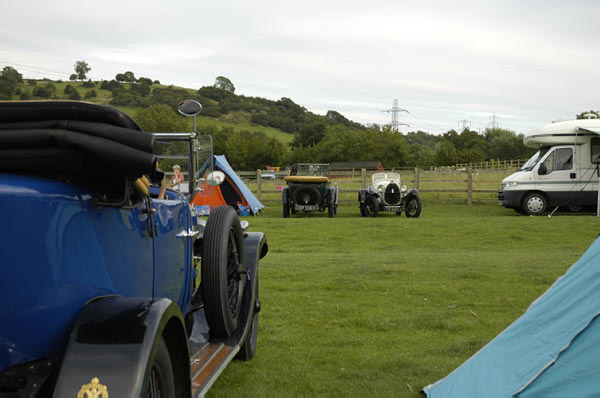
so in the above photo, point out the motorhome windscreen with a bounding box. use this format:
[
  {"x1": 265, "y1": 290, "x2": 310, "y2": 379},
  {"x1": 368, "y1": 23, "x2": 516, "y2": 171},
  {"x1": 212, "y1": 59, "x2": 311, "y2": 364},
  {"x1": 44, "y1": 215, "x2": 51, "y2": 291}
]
[
  {"x1": 591, "y1": 137, "x2": 600, "y2": 164},
  {"x1": 521, "y1": 147, "x2": 549, "y2": 171}
]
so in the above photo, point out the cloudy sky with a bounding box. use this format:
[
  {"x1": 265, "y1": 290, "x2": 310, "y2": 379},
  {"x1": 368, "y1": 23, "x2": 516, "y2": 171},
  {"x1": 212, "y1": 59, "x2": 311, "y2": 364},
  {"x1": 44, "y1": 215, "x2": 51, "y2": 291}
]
[{"x1": 2, "y1": 0, "x2": 599, "y2": 134}]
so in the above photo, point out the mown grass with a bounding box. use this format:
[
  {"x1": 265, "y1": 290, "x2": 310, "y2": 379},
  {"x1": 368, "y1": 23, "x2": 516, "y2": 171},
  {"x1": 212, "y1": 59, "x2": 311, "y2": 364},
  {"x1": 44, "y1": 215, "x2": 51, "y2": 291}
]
[{"x1": 208, "y1": 203, "x2": 598, "y2": 397}]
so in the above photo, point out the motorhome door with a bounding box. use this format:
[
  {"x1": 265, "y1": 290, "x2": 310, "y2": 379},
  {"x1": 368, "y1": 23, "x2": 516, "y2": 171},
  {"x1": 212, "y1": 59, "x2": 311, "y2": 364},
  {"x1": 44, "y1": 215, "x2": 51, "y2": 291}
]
[{"x1": 535, "y1": 145, "x2": 580, "y2": 206}]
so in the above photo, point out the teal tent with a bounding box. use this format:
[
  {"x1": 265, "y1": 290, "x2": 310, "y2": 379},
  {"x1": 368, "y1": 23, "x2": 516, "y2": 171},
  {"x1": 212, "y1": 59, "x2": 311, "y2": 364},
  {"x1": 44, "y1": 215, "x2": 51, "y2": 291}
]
[{"x1": 424, "y1": 236, "x2": 600, "y2": 397}]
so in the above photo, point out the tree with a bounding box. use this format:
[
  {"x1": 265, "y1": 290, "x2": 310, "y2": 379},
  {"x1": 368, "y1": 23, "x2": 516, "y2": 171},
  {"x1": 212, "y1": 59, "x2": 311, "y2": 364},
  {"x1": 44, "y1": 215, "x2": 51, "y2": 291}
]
[
  {"x1": 1, "y1": 66, "x2": 23, "y2": 84},
  {"x1": 130, "y1": 82, "x2": 151, "y2": 97},
  {"x1": 74, "y1": 60, "x2": 91, "y2": 81},
  {"x1": 69, "y1": 74, "x2": 78, "y2": 82},
  {"x1": 32, "y1": 86, "x2": 51, "y2": 98},
  {"x1": 68, "y1": 90, "x2": 81, "y2": 100},
  {"x1": 576, "y1": 110, "x2": 600, "y2": 119},
  {"x1": 134, "y1": 104, "x2": 187, "y2": 132},
  {"x1": 123, "y1": 71, "x2": 136, "y2": 83},
  {"x1": 434, "y1": 140, "x2": 459, "y2": 166},
  {"x1": 214, "y1": 76, "x2": 235, "y2": 93},
  {"x1": 291, "y1": 122, "x2": 326, "y2": 147},
  {"x1": 0, "y1": 66, "x2": 22, "y2": 99},
  {"x1": 0, "y1": 79, "x2": 13, "y2": 99},
  {"x1": 64, "y1": 84, "x2": 77, "y2": 95}
]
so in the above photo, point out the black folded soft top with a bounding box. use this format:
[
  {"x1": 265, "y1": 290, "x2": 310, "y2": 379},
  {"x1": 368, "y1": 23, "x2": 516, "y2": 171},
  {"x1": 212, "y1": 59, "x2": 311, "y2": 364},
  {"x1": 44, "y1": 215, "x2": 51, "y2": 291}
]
[{"x1": 0, "y1": 101, "x2": 156, "y2": 182}]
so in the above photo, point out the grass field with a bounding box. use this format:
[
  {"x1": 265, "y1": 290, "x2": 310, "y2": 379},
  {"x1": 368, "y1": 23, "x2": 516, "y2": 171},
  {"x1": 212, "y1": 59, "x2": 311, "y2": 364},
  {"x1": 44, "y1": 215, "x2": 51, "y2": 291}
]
[{"x1": 208, "y1": 203, "x2": 598, "y2": 397}]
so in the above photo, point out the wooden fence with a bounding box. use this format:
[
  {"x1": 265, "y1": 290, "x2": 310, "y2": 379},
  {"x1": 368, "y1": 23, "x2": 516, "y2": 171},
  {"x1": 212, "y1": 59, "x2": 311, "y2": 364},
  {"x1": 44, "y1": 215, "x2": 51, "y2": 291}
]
[{"x1": 240, "y1": 167, "x2": 517, "y2": 206}]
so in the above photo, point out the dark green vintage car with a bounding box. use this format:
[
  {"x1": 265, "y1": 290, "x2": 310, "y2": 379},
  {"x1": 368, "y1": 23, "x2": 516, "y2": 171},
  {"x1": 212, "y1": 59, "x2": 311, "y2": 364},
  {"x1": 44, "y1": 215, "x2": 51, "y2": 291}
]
[{"x1": 282, "y1": 164, "x2": 338, "y2": 218}]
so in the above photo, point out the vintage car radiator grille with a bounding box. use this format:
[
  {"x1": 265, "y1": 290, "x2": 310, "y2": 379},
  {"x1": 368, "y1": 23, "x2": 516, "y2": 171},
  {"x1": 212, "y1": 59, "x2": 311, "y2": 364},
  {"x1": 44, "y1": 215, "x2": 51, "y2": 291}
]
[{"x1": 384, "y1": 183, "x2": 401, "y2": 205}]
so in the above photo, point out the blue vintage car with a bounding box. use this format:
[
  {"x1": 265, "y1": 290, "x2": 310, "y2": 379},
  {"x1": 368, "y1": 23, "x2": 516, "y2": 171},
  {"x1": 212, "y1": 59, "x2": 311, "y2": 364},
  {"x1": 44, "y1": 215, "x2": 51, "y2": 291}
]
[{"x1": 0, "y1": 100, "x2": 267, "y2": 397}]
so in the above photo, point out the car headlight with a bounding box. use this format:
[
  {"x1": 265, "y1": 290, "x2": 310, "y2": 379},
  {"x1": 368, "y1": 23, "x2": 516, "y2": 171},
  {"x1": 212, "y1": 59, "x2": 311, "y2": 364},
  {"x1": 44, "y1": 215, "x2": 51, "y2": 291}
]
[
  {"x1": 505, "y1": 181, "x2": 518, "y2": 187},
  {"x1": 400, "y1": 184, "x2": 408, "y2": 193},
  {"x1": 377, "y1": 184, "x2": 385, "y2": 192}
]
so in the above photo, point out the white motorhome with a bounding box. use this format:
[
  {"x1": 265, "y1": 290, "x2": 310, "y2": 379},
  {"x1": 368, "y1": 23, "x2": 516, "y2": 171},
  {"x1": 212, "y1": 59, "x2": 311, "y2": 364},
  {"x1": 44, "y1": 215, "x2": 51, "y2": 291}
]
[{"x1": 498, "y1": 119, "x2": 600, "y2": 215}]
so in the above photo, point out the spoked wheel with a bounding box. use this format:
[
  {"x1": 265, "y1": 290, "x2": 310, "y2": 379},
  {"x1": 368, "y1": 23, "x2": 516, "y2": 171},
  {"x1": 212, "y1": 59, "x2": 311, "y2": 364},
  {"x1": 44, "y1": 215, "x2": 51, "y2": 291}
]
[
  {"x1": 202, "y1": 206, "x2": 246, "y2": 337},
  {"x1": 405, "y1": 196, "x2": 422, "y2": 218},
  {"x1": 365, "y1": 196, "x2": 379, "y2": 217},
  {"x1": 144, "y1": 337, "x2": 175, "y2": 398}
]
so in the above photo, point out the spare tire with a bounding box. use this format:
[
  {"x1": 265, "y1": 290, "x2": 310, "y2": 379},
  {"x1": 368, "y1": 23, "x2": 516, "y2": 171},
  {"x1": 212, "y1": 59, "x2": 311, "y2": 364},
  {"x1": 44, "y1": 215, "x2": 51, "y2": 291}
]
[
  {"x1": 202, "y1": 206, "x2": 246, "y2": 337},
  {"x1": 293, "y1": 185, "x2": 321, "y2": 206}
]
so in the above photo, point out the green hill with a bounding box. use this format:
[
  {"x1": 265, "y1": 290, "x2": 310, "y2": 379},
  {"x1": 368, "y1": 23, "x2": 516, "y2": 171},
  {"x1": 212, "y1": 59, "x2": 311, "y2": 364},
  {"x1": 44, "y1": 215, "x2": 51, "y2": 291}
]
[{"x1": 5, "y1": 76, "x2": 363, "y2": 147}]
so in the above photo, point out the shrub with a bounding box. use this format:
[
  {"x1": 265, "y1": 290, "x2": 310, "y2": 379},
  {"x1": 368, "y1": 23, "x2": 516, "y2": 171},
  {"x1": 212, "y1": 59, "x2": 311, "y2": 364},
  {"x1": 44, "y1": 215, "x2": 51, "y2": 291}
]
[
  {"x1": 68, "y1": 90, "x2": 81, "y2": 100},
  {"x1": 32, "y1": 86, "x2": 51, "y2": 98},
  {"x1": 19, "y1": 90, "x2": 32, "y2": 100},
  {"x1": 64, "y1": 84, "x2": 77, "y2": 95},
  {"x1": 100, "y1": 79, "x2": 122, "y2": 91},
  {"x1": 84, "y1": 90, "x2": 97, "y2": 99}
]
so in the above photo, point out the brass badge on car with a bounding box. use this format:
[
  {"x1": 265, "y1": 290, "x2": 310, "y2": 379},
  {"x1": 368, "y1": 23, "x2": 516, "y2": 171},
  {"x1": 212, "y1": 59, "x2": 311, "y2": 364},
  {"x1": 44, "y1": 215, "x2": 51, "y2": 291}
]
[{"x1": 77, "y1": 377, "x2": 109, "y2": 398}]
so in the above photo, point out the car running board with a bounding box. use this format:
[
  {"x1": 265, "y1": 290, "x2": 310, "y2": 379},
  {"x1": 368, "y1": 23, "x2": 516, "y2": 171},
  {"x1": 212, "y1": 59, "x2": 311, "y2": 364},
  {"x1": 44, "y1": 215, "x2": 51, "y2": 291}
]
[{"x1": 190, "y1": 342, "x2": 239, "y2": 397}]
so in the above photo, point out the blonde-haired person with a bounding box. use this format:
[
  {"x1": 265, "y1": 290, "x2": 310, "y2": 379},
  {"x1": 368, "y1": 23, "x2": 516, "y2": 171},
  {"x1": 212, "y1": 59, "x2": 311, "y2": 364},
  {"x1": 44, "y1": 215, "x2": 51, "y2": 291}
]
[{"x1": 170, "y1": 164, "x2": 184, "y2": 187}]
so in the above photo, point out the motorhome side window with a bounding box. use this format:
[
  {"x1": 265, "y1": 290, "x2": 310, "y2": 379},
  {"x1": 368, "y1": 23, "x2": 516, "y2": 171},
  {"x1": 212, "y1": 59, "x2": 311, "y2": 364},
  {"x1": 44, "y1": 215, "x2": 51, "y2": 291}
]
[
  {"x1": 591, "y1": 137, "x2": 600, "y2": 164},
  {"x1": 540, "y1": 148, "x2": 572, "y2": 174}
]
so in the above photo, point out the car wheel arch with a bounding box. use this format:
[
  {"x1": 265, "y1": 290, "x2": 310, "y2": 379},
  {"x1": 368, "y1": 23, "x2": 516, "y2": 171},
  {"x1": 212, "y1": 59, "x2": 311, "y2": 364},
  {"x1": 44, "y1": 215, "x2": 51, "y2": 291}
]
[{"x1": 52, "y1": 297, "x2": 191, "y2": 398}]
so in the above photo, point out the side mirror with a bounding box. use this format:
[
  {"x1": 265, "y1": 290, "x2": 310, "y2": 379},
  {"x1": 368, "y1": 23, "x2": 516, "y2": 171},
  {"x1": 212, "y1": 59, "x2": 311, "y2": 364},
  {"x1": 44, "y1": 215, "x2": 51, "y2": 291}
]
[
  {"x1": 538, "y1": 163, "x2": 547, "y2": 175},
  {"x1": 177, "y1": 100, "x2": 202, "y2": 117},
  {"x1": 206, "y1": 171, "x2": 225, "y2": 186}
]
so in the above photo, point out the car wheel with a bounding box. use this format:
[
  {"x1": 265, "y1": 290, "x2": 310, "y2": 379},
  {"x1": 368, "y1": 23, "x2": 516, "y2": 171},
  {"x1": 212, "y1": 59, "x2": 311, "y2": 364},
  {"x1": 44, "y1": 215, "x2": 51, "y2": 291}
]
[
  {"x1": 405, "y1": 196, "x2": 422, "y2": 218},
  {"x1": 568, "y1": 203, "x2": 583, "y2": 212},
  {"x1": 202, "y1": 206, "x2": 246, "y2": 337},
  {"x1": 283, "y1": 202, "x2": 290, "y2": 218},
  {"x1": 144, "y1": 337, "x2": 176, "y2": 398},
  {"x1": 365, "y1": 196, "x2": 378, "y2": 217},
  {"x1": 236, "y1": 276, "x2": 259, "y2": 361},
  {"x1": 282, "y1": 189, "x2": 290, "y2": 218},
  {"x1": 328, "y1": 202, "x2": 335, "y2": 218},
  {"x1": 523, "y1": 193, "x2": 547, "y2": 215}
]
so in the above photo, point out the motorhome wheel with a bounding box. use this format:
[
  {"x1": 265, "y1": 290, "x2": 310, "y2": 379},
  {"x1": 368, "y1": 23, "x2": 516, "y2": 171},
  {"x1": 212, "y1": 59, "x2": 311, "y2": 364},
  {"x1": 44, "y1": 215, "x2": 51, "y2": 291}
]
[{"x1": 523, "y1": 193, "x2": 547, "y2": 215}]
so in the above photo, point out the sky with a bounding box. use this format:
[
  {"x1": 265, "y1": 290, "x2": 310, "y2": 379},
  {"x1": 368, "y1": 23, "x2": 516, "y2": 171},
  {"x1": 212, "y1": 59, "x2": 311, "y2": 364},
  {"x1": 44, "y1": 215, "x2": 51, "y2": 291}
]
[{"x1": 2, "y1": 0, "x2": 600, "y2": 135}]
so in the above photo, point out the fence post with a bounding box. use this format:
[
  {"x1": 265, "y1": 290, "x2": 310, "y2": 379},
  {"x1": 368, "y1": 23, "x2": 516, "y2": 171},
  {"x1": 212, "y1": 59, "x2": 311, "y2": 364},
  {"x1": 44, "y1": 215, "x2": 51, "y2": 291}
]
[
  {"x1": 467, "y1": 167, "x2": 473, "y2": 206},
  {"x1": 256, "y1": 169, "x2": 262, "y2": 201},
  {"x1": 414, "y1": 167, "x2": 420, "y2": 190},
  {"x1": 361, "y1": 168, "x2": 367, "y2": 189}
]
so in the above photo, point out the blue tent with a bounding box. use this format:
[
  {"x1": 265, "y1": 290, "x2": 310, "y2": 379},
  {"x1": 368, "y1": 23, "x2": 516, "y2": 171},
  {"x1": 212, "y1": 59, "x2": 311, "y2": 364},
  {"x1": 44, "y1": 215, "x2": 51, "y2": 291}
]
[
  {"x1": 424, "y1": 236, "x2": 600, "y2": 397},
  {"x1": 195, "y1": 155, "x2": 264, "y2": 215}
]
